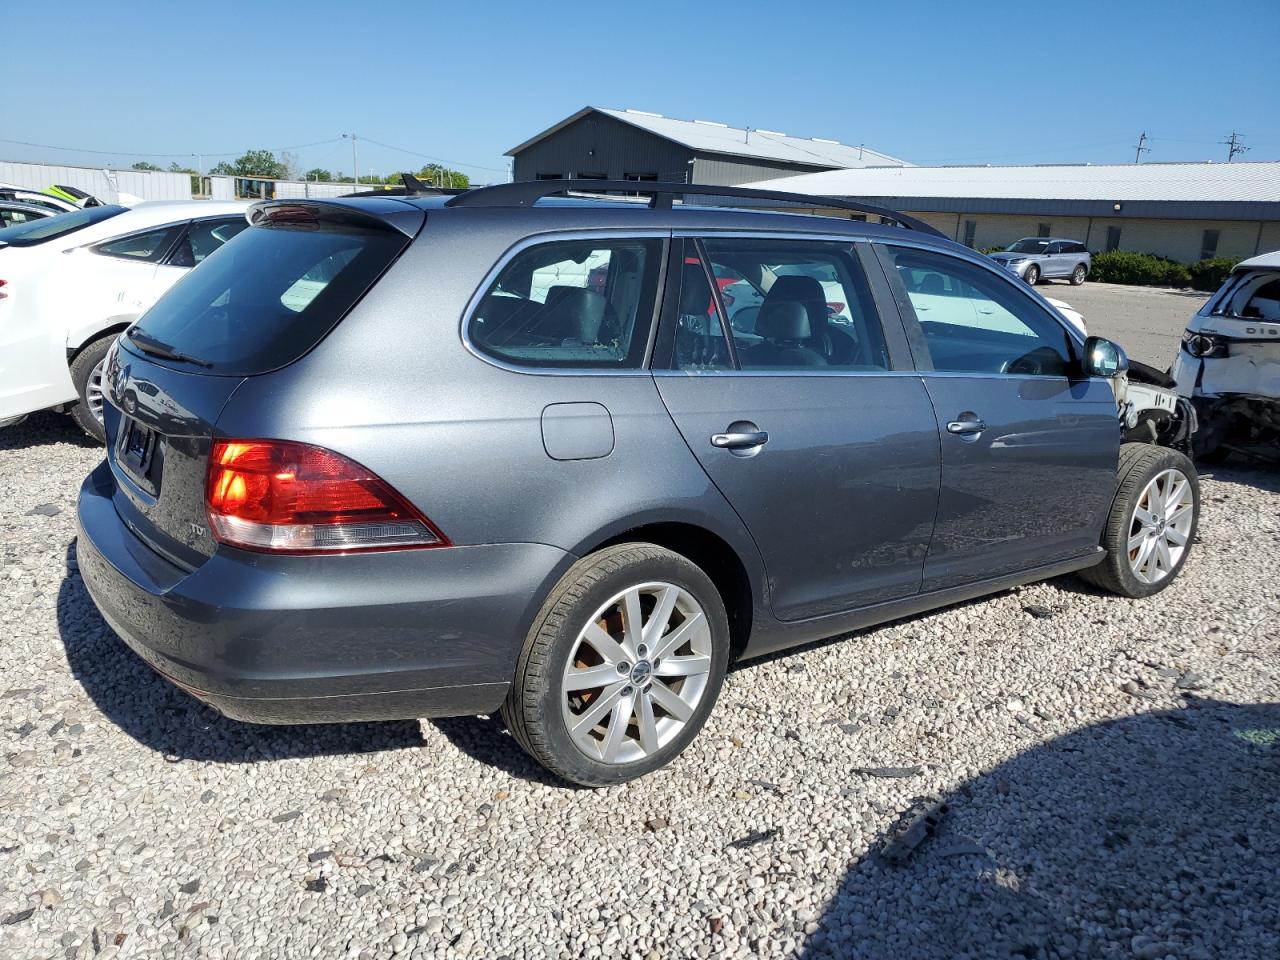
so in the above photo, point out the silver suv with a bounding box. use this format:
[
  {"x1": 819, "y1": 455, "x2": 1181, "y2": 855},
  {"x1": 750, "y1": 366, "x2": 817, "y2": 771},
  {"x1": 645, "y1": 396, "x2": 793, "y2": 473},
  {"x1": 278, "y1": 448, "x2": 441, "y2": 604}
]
[{"x1": 989, "y1": 237, "x2": 1091, "y2": 286}]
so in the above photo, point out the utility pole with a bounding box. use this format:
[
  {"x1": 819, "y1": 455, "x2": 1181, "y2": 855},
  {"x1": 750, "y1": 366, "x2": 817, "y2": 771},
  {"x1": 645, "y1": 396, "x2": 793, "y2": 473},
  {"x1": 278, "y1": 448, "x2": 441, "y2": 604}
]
[
  {"x1": 1221, "y1": 131, "x2": 1248, "y2": 162},
  {"x1": 1133, "y1": 131, "x2": 1149, "y2": 164},
  {"x1": 343, "y1": 133, "x2": 358, "y2": 184}
]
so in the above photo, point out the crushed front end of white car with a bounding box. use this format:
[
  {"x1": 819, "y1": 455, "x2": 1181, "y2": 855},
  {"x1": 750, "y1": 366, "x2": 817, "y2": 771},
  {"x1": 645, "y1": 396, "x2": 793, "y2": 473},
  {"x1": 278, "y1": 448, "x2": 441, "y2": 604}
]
[{"x1": 1171, "y1": 251, "x2": 1280, "y2": 461}]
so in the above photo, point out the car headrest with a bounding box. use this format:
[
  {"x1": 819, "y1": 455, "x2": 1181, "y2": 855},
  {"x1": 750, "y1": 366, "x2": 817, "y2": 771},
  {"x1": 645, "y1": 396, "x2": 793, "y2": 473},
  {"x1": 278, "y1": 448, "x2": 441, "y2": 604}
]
[
  {"x1": 761, "y1": 274, "x2": 828, "y2": 334},
  {"x1": 756, "y1": 299, "x2": 811, "y2": 341},
  {"x1": 679, "y1": 263, "x2": 713, "y2": 315},
  {"x1": 919, "y1": 273, "x2": 945, "y2": 295},
  {"x1": 537, "y1": 285, "x2": 608, "y2": 342}
]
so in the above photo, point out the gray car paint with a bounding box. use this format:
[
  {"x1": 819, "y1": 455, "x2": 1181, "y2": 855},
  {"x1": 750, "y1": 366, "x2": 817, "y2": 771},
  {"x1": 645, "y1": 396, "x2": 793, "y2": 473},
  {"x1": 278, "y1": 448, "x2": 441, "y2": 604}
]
[{"x1": 78, "y1": 195, "x2": 1118, "y2": 724}]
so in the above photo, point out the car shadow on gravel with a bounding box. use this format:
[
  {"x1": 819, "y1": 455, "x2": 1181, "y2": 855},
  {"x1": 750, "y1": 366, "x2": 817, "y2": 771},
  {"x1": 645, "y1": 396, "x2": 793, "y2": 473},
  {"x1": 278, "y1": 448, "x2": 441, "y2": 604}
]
[
  {"x1": 56, "y1": 556, "x2": 427, "y2": 763},
  {"x1": 801, "y1": 697, "x2": 1280, "y2": 959},
  {"x1": 0, "y1": 411, "x2": 100, "y2": 451}
]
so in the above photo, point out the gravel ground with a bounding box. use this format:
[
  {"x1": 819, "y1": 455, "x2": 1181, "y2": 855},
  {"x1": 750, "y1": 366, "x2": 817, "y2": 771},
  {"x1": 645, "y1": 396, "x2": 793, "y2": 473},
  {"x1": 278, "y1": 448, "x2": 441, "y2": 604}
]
[
  {"x1": 1036, "y1": 281, "x2": 1210, "y2": 367},
  {"x1": 2, "y1": 412, "x2": 1277, "y2": 960}
]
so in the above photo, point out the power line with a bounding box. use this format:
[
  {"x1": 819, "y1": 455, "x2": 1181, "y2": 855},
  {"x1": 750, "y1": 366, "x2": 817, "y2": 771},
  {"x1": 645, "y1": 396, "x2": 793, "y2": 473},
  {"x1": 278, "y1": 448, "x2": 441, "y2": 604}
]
[
  {"x1": 0, "y1": 136, "x2": 344, "y2": 159},
  {"x1": 356, "y1": 135, "x2": 509, "y2": 174}
]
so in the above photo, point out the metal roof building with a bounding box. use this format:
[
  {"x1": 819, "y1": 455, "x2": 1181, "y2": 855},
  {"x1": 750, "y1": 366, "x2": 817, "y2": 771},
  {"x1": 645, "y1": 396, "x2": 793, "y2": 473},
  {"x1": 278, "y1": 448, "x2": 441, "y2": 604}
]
[
  {"x1": 507, "y1": 106, "x2": 909, "y2": 187},
  {"x1": 745, "y1": 161, "x2": 1280, "y2": 263}
]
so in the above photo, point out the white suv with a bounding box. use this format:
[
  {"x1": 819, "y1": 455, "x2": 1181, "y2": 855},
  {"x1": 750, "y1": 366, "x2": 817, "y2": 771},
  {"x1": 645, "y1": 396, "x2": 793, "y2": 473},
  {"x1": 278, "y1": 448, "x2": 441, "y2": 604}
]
[{"x1": 0, "y1": 200, "x2": 248, "y2": 439}]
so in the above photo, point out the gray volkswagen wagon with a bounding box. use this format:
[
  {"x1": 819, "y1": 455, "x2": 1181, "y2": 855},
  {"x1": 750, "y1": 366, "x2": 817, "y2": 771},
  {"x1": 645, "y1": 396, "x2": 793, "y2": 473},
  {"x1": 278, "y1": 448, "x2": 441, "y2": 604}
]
[{"x1": 76, "y1": 181, "x2": 1200, "y2": 786}]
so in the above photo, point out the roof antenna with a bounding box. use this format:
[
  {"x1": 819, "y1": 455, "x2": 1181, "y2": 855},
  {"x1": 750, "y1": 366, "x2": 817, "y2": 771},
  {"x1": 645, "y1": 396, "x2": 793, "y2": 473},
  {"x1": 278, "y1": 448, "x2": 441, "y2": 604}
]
[{"x1": 402, "y1": 173, "x2": 431, "y2": 194}]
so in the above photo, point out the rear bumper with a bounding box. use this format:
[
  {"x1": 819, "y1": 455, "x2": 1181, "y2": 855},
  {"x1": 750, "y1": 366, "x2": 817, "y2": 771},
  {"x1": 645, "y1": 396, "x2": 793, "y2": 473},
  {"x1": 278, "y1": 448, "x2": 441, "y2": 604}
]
[{"x1": 76, "y1": 461, "x2": 573, "y2": 724}]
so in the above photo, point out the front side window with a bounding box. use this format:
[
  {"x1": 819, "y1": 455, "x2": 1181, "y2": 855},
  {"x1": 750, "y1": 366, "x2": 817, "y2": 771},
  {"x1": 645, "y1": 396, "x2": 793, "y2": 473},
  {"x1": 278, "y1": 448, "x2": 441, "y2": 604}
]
[
  {"x1": 94, "y1": 225, "x2": 183, "y2": 262},
  {"x1": 888, "y1": 246, "x2": 1074, "y2": 377},
  {"x1": 701, "y1": 237, "x2": 890, "y2": 371},
  {"x1": 469, "y1": 238, "x2": 661, "y2": 369}
]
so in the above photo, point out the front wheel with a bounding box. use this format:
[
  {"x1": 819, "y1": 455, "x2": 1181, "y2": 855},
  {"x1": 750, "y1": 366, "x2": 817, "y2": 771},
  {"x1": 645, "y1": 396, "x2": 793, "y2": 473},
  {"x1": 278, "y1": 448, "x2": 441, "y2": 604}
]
[
  {"x1": 1079, "y1": 444, "x2": 1200, "y2": 598},
  {"x1": 1024, "y1": 265, "x2": 1041, "y2": 285},
  {"x1": 502, "y1": 543, "x2": 730, "y2": 786},
  {"x1": 1070, "y1": 264, "x2": 1087, "y2": 285},
  {"x1": 68, "y1": 334, "x2": 117, "y2": 443}
]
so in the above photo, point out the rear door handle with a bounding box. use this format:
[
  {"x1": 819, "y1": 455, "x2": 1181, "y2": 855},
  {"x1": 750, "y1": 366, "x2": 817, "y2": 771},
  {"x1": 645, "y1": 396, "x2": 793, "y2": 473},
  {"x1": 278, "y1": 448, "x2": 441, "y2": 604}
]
[
  {"x1": 946, "y1": 415, "x2": 986, "y2": 435},
  {"x1": 711, "y1": 430, "x2": 769, "y2": 449}
]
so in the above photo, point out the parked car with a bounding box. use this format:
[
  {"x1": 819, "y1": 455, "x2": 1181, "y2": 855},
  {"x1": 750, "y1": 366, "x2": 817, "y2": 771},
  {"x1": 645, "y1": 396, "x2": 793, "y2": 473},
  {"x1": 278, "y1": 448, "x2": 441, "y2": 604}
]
[
  {"x1": 0, "y1": 199, "x2": 56, "y2": 228},
  {"x1": 0, "y1": 200, "x2": 248, "y2": 438},
  {"x1": 76, "y1": 181, "x2": 1200, "y2": 787},
  {"x1": 1172, "y1": 249, "x2": 1280, "y2": 461},
  {"x1": 989, "y1": 238, "x2": 1091, "y2": 286}
]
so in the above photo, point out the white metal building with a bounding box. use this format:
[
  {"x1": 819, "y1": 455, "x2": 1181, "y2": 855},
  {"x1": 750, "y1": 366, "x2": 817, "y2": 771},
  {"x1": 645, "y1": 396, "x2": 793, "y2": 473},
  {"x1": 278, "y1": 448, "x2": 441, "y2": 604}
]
[
  {"x1": 208, "y1": 175, "x2": 377, "y2": 201},
  {"x1": 746, "y1": 161, "x2": 1280, "y2": 263},
  {"x1": 0, "y1": 160, "x2": 191, "y2": 203}
]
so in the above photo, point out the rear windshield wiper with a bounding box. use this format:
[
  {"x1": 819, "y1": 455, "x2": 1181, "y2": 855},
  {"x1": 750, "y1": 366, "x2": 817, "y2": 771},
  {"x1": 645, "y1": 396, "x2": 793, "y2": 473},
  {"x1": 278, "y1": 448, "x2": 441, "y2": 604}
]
[{"x1": 126, "y1": 328, "x2": 213, "y2": 367}]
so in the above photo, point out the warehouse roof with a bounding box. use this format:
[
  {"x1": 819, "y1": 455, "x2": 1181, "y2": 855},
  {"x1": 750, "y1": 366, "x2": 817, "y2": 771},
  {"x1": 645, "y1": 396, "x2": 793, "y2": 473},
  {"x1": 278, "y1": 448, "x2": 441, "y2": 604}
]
[
  {"x1": 507, "y1": 107, "x2": 909, "y2": 170},
  {"x1": 745, "y1": 160, "x2": 1280, "y2": 204}
]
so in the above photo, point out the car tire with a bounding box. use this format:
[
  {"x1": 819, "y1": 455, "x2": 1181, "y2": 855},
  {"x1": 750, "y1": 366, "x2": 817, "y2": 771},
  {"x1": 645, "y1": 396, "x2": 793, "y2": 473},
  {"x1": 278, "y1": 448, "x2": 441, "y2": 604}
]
[
  {"x1": 68, "y1": 334, "x2": 117, "y2": 443},
  {"x1": 1070, "y1": 264, "x2": 1087, "y2": 285},
  {"x1": 1078, "y1": 443, "x2": 1200, "y2": 598},
  {"x1": 1024, "y1": 265, "x2": 1040, "y2": 285},
  {"x1": 501, "y1": 543, "x2": 730, "y2": 787}
]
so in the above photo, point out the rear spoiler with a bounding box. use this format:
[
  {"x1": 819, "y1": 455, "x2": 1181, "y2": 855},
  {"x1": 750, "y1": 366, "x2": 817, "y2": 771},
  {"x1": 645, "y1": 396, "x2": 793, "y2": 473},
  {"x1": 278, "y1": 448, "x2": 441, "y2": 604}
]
[{"x1": 246, "y1": 197, "x2": 424, "y2": 238}]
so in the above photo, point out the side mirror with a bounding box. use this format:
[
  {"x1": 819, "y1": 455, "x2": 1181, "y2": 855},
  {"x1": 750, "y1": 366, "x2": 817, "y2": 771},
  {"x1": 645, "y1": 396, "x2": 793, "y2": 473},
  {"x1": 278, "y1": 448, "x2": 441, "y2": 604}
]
[{"x1": 1083, "y1": 336, "x2": 1129, "y2": 377}]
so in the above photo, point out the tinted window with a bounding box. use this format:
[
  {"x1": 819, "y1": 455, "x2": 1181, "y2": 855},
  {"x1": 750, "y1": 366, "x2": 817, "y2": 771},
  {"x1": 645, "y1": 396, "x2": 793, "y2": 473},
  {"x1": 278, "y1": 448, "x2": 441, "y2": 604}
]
[
  {"x1": 94, "y1": 225, "x2": 183, "y2": 262},
  {"x1": 127, "y1": 221, "x2": 407, "y2": 375},
  {"x1": 0, "y1": 207, "x2": 46, "y2": 227},
  {"x1": 1006, "y1": 238, "x2": 1050, "y2": 254},
  {"x1": 702, "y1": 237, "x2": 889, "y2": 371},
  {"x1": 671, "y1": 254, "x2": 733, "y2": 371},
  {"x1": 889, "y1": 247, "x2": 1074, "y2": 376},
  {"x1": 167, "y1": 217, "x2": 249, "y2": 268},
  {"x1": 469, "y1": 238, "x2": 661, "y2": 369},
  {"x1": 0, "y1": 204, "x2": 125, "y2": 247}
]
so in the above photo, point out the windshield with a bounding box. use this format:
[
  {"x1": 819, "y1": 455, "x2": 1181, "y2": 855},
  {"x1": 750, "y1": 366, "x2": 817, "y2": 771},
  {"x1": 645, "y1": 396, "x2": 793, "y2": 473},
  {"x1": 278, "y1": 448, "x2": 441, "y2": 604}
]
[
  {"x1": 0, "y1": 204, "x2": 126, "y2": 247},
  {"x1": 126, "y1": 220, "x2": 408, "y2": 375},
  {"x1": 1005, "y1": 238, "x2": 1051, "y2": 254}
]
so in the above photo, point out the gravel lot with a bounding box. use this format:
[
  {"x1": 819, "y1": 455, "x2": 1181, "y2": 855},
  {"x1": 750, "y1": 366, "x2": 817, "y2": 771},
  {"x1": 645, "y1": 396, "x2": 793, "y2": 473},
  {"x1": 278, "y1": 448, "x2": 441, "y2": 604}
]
[
  {"x1": 1036, "y1": 281, "x2": 1210, "y2": 367},
  {"x1": 2, "y1": 412, "x2": 1277, "y2": 960}
]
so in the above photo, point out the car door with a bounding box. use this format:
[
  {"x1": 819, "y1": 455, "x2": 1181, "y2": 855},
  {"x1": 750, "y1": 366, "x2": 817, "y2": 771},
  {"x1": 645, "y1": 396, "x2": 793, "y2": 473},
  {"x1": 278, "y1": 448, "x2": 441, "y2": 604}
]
[
  {"x1": 653, "y1": 237, "x2": 941, "y2": 621},
  {"x1": 876, "y1": 243, "x2": 1118, "y2": 591},
  {"x1": 1042, "y1": 241, "x2": 1066, "y2": 277}
]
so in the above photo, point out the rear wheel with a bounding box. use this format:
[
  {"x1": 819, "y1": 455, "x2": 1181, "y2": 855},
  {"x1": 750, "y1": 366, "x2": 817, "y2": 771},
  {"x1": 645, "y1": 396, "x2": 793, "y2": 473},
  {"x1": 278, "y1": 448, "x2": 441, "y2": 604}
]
[
  {"x1": 502, "y1": 543, "x2": 730, "y2": 786},
  {"x1": 68, "y1": 334, "x2": 116, "y2": 443},
  {"x1": 1070, "y1": 264, "x2": 1087, "y2": 285},
  {"x1": 1079, "y1": 444, "x2": 1199, "y2": 598},
  {"x1": 1024, "y1": 265, "x2": 1040, "y2": 285}
]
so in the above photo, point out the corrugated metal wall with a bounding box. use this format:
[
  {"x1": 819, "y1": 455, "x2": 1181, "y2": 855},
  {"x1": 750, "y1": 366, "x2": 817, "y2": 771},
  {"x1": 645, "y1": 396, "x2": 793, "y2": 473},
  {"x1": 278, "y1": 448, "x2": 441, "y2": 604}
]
[
  {"x1": 0, "y1": 160, "x2": 191, "y2": 201},
  {"x1": 512, "y1": 113, "x2": 694, "y2": 182},
  {"x1": 208, "y1": 176, "x2": 373, "y2": 200}
]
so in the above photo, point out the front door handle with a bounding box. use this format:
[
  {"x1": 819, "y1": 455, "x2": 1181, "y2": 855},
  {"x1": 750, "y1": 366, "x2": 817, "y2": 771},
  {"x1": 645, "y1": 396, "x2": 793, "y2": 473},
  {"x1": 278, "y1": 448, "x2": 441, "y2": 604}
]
[
  {"x1": 946, "y1": 414, "x2": 986, "y2": 436},
  {"x1": 712, "y1": 430, "x2": 769, "y2": 449}
]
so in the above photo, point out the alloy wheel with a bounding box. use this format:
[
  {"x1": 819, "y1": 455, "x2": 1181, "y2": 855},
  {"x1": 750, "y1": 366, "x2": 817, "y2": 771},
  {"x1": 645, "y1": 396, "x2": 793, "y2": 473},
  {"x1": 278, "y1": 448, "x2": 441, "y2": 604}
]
[
  {"x1": 86, "y1": 359, "x2": 106, "y2": 425},
  {"x1": 1127, "y1": 468, "x2": 1194, "y2": 584},
  {"x1": 560, "y1": 581, "x2": 713, "y2": 765}
]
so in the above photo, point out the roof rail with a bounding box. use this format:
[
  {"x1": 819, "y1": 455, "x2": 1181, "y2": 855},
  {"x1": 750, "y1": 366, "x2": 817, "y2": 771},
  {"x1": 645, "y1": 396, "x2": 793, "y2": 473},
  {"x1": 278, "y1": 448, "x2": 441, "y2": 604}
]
[{"x1": 445, "y1": 179, "x2": 945, "y2": 237}]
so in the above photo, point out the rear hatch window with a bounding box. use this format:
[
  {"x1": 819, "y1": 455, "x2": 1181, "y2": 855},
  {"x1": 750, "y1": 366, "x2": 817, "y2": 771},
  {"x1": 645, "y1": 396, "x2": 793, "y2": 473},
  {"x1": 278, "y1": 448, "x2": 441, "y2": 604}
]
[
  {"x1": 124, "y1": 209, "x2": 411, "y2": 375},
  {"x1": 0, "y1": 204, "x2": 126, "y2": 247}
]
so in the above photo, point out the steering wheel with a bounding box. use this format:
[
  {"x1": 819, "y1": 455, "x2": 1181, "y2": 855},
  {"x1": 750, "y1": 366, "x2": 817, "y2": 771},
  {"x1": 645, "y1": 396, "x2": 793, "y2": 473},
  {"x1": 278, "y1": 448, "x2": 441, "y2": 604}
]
[{"x1": 1000, "y1": 346, "x2": 1062, "y2": 376}]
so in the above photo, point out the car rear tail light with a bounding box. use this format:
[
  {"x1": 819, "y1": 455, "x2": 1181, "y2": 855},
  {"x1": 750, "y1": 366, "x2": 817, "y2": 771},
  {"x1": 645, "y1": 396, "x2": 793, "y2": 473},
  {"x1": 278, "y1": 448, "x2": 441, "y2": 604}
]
[
  {"x1": 0, "y1": 279, "x2": 8, "y2": 301},
  {"x1": 206, "y1": 439, "x2": 448, "y2": 554}
]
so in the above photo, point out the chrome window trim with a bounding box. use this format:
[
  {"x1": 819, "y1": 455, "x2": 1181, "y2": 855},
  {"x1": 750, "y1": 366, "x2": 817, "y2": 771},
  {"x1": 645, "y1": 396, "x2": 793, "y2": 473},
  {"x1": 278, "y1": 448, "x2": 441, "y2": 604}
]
[{"x1": 458, "y1": 228, "x2": 671, "y2": 377}]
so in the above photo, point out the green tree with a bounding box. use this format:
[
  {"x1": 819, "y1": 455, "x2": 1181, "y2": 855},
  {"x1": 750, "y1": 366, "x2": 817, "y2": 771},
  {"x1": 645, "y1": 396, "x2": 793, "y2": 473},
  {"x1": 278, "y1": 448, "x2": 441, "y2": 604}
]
[
  {"x1": 168, "y1": 161, "x2": 197, "y2": 174},
  {"x1": 131, "y1": 161, "x2": 162, "y2": 171},
  {"x1": 304, "y1": 168, "x2": 334, "y2": 182},
  {"x1": 210, "y1": 149, "x2": 289, "y2": 180}
]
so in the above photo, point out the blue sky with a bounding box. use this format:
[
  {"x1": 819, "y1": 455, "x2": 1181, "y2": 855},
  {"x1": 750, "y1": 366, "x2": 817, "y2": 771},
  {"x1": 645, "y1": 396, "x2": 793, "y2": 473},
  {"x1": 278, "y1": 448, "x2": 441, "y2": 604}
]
[{"x1": 4, "y1": 0, "x2": 1278, "y2": 182}]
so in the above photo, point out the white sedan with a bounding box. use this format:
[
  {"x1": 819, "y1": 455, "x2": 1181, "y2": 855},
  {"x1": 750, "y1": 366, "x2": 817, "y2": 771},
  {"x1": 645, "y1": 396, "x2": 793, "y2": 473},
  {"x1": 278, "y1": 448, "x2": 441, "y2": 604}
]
[{"x1": 0, "y1": 200, "x2": 248, "y2": 439}]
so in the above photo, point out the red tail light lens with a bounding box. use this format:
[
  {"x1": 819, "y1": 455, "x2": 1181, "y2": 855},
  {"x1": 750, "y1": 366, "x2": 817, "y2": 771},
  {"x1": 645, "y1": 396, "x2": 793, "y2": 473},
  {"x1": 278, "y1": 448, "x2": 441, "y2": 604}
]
[
  {"x1": 206, "y1": 439, "x2": 448, "y2": 554},
  {"x1": 0, "y1": 279, "x2": 8, "y2": 301}
]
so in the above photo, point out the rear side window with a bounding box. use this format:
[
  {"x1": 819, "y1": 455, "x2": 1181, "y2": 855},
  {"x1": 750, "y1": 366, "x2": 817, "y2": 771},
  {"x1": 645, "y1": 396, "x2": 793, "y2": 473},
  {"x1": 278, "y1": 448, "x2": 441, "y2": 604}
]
[
  {"x1": 167, "y1": 217, "x2": 249, "y2": 268},
  {"x1": 469, "y1": 238, "x2": 661, "y2": 368},
  {"x1": 128, "y1": 221, "x2": 407, "y2": 375},
  {"x1": 93, "y1": 225, "x2": 183, "y2": 262},
  {"x1": 0, "y1": 204, "x2": 125, "y2": 247}
]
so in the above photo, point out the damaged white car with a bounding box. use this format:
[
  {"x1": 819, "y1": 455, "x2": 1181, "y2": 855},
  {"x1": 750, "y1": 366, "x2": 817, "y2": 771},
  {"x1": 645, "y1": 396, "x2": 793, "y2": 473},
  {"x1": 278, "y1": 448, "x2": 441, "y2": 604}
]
[{"x1": 1172, "y1": 251, "x2": 1280, "y2": 462}]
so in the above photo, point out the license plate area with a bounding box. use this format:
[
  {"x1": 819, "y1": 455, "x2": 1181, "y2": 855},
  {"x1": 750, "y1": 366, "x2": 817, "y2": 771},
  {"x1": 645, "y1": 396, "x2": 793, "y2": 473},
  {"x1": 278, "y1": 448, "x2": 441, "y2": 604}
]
[{"x1": 116, "y1": 417, "x2": 163, "y2": 495}]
